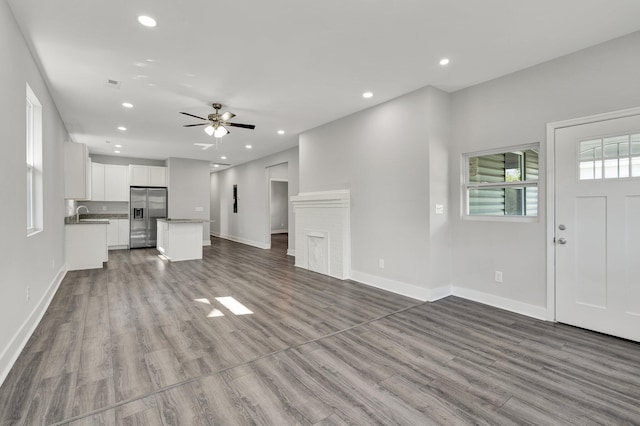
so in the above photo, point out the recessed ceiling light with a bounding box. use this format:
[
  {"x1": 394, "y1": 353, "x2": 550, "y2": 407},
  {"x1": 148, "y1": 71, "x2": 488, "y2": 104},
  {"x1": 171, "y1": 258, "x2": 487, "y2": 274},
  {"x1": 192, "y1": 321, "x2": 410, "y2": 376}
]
[
  {"x1": 122, "y1": 102, "x2": 133, "y2": 108},
  {"x1": 213, "y1": 164, "x2": 220, "y2": 168},
  {"x1": 221, "y1": 156, "x2": 227, "y2": 160},
  {"x1": 362, "y1": 91, "x2": 373, "y2": 99},
  {"x1": 138, "y1": 15, "x2": 157, "y2": 27},
  {"x1": 245, "y1": 145, "x2": 252, "y2": 149},
  {"x1": 114, "y1": 150, "x2": 121, "y2": 154},
  {"x1": 115, "y1": 144, "x2": 122, "y2": 148},
  {"x1": 439, "y1": 58, "x2": 450, "y2": 66},
  {"x1": 117, "y1": 126, "x2": 127, "y2": 131},
  {"x1": 277, "y1": 130, "x2": 285, "y2": 135}
]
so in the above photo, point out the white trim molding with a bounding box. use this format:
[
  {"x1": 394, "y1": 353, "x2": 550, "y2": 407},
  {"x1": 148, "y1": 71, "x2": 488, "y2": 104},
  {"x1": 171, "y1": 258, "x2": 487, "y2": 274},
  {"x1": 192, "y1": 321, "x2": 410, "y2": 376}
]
[
  {"x1": 350, "y1": 270, "x2": 450, "y2": 302},
  {"x1": 452, "y1": 286, "x2": 548, "y2": 321},
  {"x1": 0, "y1": 268, "x2": 66, "y2": 387},
  {"x1": 545, "y1": 106, "x2": 640, "y2": 322},
  {"x1": 210, "y1": 232, "x2": 270, "y2": 250}
]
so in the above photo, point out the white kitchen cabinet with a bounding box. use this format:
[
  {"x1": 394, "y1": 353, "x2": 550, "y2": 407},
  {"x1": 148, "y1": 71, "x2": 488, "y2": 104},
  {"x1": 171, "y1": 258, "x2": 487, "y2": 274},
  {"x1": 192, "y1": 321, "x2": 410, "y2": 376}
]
[
  {"x1": 129, "y1": 164, "x2": 167, "y2": 187},
  {"x1": 65, "y1": 223, "x2": 108, "y2": 270},
  {"x1": 148, "y1": 166, "x2": 167, "y2": 187},
  {"x1": 92, "y1": 163, "x2": 128, "y2": 201},
  {"x1": 105, "y1": 165, "x2": 128, "y2": 201},
  {"x1": 64, "y1": 142, "x2": 91, "y2": 200},
  {"x1": 108, "y1": 218, "x2": 130, "y2": 249},
  {"x1": 91, "y1": 162, "x2": 105, "y2": 201}
]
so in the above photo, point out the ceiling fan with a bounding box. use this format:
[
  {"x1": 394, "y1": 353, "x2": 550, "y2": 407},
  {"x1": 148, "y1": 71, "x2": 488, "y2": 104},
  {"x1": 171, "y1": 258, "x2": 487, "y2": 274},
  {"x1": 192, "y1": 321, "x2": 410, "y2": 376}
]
[{"x1": 180, "y1": 103, "x2": 255, "y2": 138}]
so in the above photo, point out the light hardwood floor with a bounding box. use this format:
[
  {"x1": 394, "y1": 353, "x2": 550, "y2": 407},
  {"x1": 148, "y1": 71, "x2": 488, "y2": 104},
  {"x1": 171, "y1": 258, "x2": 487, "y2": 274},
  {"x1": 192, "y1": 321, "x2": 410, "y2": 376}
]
[{"x1": 1, "y1": 234, "x2": 639, "y2": 425}]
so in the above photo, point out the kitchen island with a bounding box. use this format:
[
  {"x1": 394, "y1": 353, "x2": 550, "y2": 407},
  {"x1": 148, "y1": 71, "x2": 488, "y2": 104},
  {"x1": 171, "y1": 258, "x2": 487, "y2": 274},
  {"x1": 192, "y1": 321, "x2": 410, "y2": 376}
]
[{"x1": 156, "y1": 219, "x2": 203, "y2": 261}]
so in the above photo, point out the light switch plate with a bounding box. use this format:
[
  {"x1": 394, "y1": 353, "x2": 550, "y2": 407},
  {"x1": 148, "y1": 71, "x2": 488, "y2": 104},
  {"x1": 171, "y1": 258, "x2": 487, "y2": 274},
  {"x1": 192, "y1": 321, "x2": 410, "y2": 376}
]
[
  {"x1": 195, "y1": 206, "x2": 203, "y2": 212},
  {"x1": 435, "y1": 204, "x2": 444, "y2": 215}
]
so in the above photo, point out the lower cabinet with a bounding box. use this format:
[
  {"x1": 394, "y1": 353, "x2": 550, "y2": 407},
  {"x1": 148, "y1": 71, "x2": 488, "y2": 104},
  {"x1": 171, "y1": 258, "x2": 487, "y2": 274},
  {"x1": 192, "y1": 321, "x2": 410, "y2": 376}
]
[
  {"x1": 65, "y1": 224, "x2": 108, "y2": 270},
  {"x1": 108, "y1": 219, "x2": 130, "y2": 249}
]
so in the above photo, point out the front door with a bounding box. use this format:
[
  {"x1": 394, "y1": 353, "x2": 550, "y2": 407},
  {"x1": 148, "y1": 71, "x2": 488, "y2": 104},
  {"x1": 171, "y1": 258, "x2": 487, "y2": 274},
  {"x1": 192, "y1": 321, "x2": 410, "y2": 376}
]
[{"x1": 555, "y1": 113, "x2": 640, "y2": 341}]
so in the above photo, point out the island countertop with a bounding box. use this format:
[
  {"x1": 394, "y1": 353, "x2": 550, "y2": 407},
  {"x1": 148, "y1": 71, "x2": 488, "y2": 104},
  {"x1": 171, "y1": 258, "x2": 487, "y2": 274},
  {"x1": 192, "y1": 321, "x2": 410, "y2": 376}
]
[{"x1": 156, "y1": 218, "x2": 204, "y2": 223}]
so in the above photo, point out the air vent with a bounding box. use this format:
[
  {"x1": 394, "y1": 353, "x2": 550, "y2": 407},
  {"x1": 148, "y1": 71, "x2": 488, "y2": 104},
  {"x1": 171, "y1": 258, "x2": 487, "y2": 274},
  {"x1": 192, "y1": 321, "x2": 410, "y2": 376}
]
[{"x1": 106, "y1": 79, "x2": 121, "y2": 89}]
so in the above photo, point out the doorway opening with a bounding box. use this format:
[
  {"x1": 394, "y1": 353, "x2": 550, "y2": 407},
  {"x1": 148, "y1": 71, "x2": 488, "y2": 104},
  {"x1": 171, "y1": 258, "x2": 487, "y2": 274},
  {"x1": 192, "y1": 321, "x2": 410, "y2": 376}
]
[{"x1": 269, "y1": 179, "x2": 289, "y2": 252}]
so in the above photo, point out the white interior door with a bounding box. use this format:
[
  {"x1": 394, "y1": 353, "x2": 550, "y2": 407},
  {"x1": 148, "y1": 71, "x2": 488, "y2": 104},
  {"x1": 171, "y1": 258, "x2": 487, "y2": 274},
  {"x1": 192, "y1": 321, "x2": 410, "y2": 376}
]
[{"x1": 555, "y1": 114, "x2": 640, "y2": 341}]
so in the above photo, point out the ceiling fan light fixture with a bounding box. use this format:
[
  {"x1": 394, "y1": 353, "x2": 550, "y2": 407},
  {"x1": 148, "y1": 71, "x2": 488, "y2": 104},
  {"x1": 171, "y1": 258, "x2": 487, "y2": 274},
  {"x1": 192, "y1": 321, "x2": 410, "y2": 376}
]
[
  {"x1": 204, "y1": 124, "x2": 215, "y2": 136},
  {"x1": 214, "y1": 125, "x2": 229, "y2": 138}
]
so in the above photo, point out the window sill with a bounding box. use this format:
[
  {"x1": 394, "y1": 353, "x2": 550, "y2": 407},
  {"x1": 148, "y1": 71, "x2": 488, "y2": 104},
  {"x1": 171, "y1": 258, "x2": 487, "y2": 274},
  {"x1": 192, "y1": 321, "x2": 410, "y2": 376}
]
[
  {"x1": 462, "y1": 215, "x2": 539, "y2": 223},
  {"x1": 27, "y1": 228, "x2": 43, "y2": 237}
]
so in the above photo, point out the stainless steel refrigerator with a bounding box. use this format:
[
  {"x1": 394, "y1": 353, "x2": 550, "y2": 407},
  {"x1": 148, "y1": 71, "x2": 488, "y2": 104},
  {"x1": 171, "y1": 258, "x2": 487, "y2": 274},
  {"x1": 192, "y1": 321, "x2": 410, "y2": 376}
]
[{"x1": 130, "y1": 187, "x2": 167, "y2": 248}]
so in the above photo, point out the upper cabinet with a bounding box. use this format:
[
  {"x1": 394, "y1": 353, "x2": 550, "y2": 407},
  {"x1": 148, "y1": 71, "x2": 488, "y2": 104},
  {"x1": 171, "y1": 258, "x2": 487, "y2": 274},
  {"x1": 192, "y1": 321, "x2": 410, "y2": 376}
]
[
  {"x1": 129, "y1": 165, "x2": 167, "y2": 187},
  {"x1": 91, "y1": 162, "x2": 105, "y2": 201},
  {"x1": 91, "y1": 162, "x2": 128, "y2": 201},
  {"x1": 64, "y1": 142, "x2": 91, "y2": 200},
  {"x1": 105, "y1": 165, "x2": 128, "y2": 201}
]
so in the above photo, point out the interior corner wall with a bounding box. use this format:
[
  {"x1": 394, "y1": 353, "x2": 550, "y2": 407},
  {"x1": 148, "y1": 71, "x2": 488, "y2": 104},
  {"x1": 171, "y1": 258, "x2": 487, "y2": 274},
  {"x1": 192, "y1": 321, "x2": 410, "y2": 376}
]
[
  {"x1": 449, "y1": 31, "x2": 640, "y2": 310},
  {"x1": 167, "y1": 157, "x2": 211, "y2": 241},
  {"x1": 210, "y1": 147, "x2": 299, "y2": 252},
  {"x1": 0, "y1": 1, "x2": 67, "y2": 385},
  {"x1": 299, "y1": 86, "x2": 449, "y2": 298}
]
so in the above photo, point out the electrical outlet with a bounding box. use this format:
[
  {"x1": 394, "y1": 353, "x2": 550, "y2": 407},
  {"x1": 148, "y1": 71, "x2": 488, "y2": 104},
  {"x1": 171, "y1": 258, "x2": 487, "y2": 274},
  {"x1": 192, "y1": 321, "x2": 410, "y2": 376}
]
[
  {"x1": 495, "y1": 271, "x2": 503, "y2": 283},
  {"x1": 26, "y1": 287, "x2": 30, "y2": 302},
  {"x1": 51, "y1": 259, "x2": 55, "y2": 269},
  {"x1": 102, "y1": 205, "x2": 107, "y2": 211},
  {"x1": 435, "y1": 204, "x2": 444, "y2": 215},
  {"x1": 195, "y1": 206, "x2": 203, "y2": 212},
  {"x1": 379, "y1": 259, "x2": 385, "y2": 269}
]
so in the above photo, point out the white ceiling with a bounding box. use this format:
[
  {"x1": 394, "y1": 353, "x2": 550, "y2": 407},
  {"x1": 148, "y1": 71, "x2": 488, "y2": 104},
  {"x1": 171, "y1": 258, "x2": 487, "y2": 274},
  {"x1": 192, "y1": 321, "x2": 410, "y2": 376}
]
[{"x1": 8, "y1": 0, "x2": 640, "y2": 171}]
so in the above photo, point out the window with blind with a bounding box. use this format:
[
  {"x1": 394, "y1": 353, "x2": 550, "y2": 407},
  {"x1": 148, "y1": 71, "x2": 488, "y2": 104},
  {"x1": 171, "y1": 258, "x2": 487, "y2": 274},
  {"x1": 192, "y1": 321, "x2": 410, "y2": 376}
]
[{"x1": 464, "y1": 144, "x2": 539, "y2": 218}]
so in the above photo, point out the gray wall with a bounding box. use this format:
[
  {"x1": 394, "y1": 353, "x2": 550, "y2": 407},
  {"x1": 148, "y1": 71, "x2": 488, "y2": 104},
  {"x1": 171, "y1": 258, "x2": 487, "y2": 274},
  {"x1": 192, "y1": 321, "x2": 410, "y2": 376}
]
[
  {"x1": 449, "y1": 31, "x2": 640, "y2": 308},
  {"x1": 167, "y1": 157, "x2": 211, "y2": 241},
  {"x1": 299, "y1": 86, "x2": 451, "y2": 297},
  {"x1": 210, "y1": 147, "x2": 299, "y2": 252},
  {"x1": 270, "y1": 181, "x2": 288, "y2": 233},
  {"x1": 0, "y1": 1, "x2": 68, "y2": 383}
]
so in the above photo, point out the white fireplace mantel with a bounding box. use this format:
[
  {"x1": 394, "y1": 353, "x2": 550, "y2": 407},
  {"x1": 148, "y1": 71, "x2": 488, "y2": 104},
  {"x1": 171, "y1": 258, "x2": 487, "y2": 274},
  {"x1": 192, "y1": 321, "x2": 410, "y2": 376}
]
[{"x1": 291, "y1": 190, "x2": 351, "y2": 280}]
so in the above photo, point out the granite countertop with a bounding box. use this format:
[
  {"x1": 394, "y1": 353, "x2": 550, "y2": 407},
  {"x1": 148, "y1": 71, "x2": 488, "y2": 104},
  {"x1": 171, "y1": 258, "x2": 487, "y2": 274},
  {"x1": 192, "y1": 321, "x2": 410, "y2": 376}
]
[
  {"x1": 157, "y1": 218, "x2": 204, "y2": 223},
  {"x1": 64, "y1": 213, "x2": 128, "y2": 225}
]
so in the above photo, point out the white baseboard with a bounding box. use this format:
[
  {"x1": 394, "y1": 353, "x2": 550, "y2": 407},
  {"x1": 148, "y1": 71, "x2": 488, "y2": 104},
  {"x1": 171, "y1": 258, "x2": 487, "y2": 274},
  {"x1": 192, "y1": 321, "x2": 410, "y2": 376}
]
[
  {"x1": 451, "y1": 286, "x2": 549, "y2": 321},
  {"x1": 349, "y1": 270, "x2": 446, "y2": 302},
  {"x1": 202, "y1": 240, "x2": 211, "y2": 246},
  {"x1": 0, "y1": 267, "x2": 66, "y2": 387},
  {"x1": 287, "y1": 249, "x2": 295, "y2": 257},
  {"x1": 210, "y1": 232, "x2": 270, "y2": 250}
]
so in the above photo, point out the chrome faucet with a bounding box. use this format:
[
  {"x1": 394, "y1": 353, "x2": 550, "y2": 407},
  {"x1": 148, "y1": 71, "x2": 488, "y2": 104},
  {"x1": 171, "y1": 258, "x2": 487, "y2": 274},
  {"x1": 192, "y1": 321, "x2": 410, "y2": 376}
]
[{"x1": 75, "y1": 205, "x2": 89, "y2": 221}]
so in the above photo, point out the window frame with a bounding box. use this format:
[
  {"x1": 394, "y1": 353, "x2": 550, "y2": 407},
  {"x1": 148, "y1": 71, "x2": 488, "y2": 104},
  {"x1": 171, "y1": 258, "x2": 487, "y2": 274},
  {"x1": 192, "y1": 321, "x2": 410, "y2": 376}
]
[
  {"x1": 462, "y1": 143, "x2": 540, "y2": 223},
  {"x1": 26, "y1": 83, "x2": 43, "y2": 236}
]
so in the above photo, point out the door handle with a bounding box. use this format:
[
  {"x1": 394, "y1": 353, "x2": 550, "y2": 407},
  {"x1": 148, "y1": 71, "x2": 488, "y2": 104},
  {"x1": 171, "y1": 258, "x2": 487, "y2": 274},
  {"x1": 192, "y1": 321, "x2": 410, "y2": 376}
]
[{"x1": 557, "y1": 237, "x2": 567, "y2": 245}]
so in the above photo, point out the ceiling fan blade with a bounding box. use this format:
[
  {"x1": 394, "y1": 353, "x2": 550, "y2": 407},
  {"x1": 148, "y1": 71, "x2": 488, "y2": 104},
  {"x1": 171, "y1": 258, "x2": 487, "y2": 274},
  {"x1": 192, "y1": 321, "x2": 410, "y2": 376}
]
[
  {"x1": 220, "y1": 111, "x2": 236, "y2": 121},
  {"x1": 226, "y1": 122, "x2": 256, "y2": 129},
  {"x1": 183, "y1": 123, "x2": 210, "y2": 127},
  {"x1": 179, "y1": 112, "x2": 208, "y2": 121}
]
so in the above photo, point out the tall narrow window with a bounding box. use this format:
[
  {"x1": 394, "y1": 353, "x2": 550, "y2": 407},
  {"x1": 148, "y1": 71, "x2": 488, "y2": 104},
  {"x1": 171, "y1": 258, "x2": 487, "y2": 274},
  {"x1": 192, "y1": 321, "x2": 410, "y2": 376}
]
[
  {"x1": 26, "y1": 84, "x2": 43, "y2": 235},
  {"x1": 464, "y1": 144, "x2": 539, "y2": 219}
]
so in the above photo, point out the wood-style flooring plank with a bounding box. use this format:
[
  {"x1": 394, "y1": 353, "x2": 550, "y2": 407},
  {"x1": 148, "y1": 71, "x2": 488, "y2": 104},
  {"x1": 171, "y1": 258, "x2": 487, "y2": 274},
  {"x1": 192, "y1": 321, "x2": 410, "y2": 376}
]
[{"x1": 3, "y1": 234, "x2": 640, "y2": 425}]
